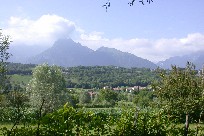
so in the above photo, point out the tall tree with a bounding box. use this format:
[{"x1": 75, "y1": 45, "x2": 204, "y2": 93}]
[
  {"x1": 26, "y1": 63, "x2": 69, "y2": 113},
  {"x1": 153, "y1": 62, "x2": 204, "y2": 135},
  {"x1": 0, "y1": 30, "x2": 11, "y2": 91}
]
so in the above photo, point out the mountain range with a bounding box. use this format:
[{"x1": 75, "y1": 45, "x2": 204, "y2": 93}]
[
  {"x1": 8, "y1": 44, "x2": 48, "y2": 64},
  {"x1": 8, "y1": 38, "x2": 204, "y2": 69},
  {"x1": 157, "y1": 51, "x2": 204, "y2": 69},
  {"x1": 26, "y1": 38, "x2": 157, "y2": 69}
]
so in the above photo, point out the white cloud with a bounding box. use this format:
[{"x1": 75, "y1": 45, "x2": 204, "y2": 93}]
[
  {"x1": 80, "y1": 33, "x2": 204, "y2": 63},
  {"x1": 79, "y1": 32, "x2": 109, "y2": 49},
  {"x1": 3, "y1": 14, "x2": 204, "y2": 63},
  {"x1": 4, "y1": 14, "x2": 77, "y2": 46}
]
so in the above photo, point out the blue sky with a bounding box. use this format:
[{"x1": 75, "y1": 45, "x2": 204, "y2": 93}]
[{"x1": 1, "y1": 0, "x2": 204, "y2": 62}]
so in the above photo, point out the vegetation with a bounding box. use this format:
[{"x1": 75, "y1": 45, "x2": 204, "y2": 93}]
[
  {"x1": 63, "y1": 66, "x2": 158, "y2": 89},
  {"x1": 1, "y1": 36, "x2": 204, "y2": 135},
  {"x1": 1, "y1": 104, "x2": 204, "y2": 136},
  {"x1": 26, "y1": 63, "x2": 70, "y2": 113},
  {"x1": 0, "y1": 30, "x2": 11, "y2": 91},
  {"x1": 5, "y1": 63, "x2": 158, "y2": 89},
  {"x1": 0, "y1": 62, "x2": 203, "y2": 135},
  {"x1": 6, "y1": 63, "x2": 35, "y2": 75},
  {"x1": 153, "y1": 62, "x2": 204, "y2": 135}
]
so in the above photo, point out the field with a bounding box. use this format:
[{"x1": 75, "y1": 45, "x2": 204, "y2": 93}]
[{"x1": 10, "y1": 74, "x2": 32, "y2": 85}]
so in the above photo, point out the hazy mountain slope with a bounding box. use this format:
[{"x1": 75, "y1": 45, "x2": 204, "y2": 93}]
[
  {"x1": 26, "y1": 38, "x2": 157, "y2": 68},
  {"x1": 27, "y1": 38, "x2": 94, "y2": 67},
  {"x1": 157, "y1": 51, "x2": 204, "y2": 69},
  {"x1": 8, "y1": 44, "x2": 48, "y2": 63},
  {"x1": 91, "y1": 47, "x2": 157, "y2": 68}
]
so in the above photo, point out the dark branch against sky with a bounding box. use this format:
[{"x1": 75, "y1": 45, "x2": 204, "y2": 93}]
[{"x1": 103, "y1": 0, "x2": 153, "y2": 11}]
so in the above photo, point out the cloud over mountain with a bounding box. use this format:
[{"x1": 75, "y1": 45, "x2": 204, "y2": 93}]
[
  {"x1": 80, "y1": 33, "x2": 204, "y2": 63},
  {"x1": 3, "y1": 14, "x2": 204, "y2": 63},
  {"x1": 4, "y1": 14, "x2": 78, "y2": 46}
]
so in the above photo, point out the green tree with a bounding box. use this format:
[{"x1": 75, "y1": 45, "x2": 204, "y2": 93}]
[
  {"x1": 133, "y1": 89, "x2": 154, "y2": 108},
  {"x1": 6, "y1": 90, "x2": 29, "y2": 133},
  {"x1": 0, "y1": 30, "x2": 11, "y2": 91},
  {"x1": 99, "y1": 89, "x2": 118, "y2": 106},
  {"x1": 79, "y1": 91, "x2": 91, "y2": 104},
  {"x1": 26, "y1": 63, "x2": 69, "y2": 113},
  {"x1": 153, "y1": 62, "x2": 204, "y2": 135},
  {"x1": 0, "y1": 30, "x2": 12, "y2": 125}
]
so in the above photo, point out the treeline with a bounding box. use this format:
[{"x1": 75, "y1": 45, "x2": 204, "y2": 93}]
[
  {"x1": 6, "y1": 63, "x2": 159, "y2": 89},
  {"x1": 63, "y1": 66, "x2": 158, "y2": 88},
  {"x1": 6, "y1": 62, "x2": 36, "y2": 75}
]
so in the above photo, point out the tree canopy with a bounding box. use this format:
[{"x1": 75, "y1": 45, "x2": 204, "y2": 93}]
[
  {"x1": 154, "y1": 62, "x2": 204, "y2": 116},
  {"x1": 153, "y1": 62, "x2": 204, "y2": 135},
  {"x1": 26, "y1": 63, "x2": 68, "y2": 113}
]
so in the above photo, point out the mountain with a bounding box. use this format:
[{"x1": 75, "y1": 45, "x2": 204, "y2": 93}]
[
  {"x1": 27, "y1": 38, "x2": 93, "y2": 67},
  {"x1": 157, "y1": 51, "x2": 204, "y2": 69},
  {"x1": 27, "y1": 38, "x2": 157, "y2": 69},
  {"x1": 91, "y1": 47, "x2": 157, "y2": 68},
  {"x1": 8, "y1": 44, "x2": 48, "y2": 63}
]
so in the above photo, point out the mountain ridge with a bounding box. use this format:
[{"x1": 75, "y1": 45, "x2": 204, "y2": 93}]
[
  {"x1": 157, "y1": 51, "x2": 204, "y2": 69},
  {"x1": 8, "y1": 39, "x2": 204, "y2": 69},
  {"x1": 27, "y1": 38, "x2": 157, "y2": 69}
]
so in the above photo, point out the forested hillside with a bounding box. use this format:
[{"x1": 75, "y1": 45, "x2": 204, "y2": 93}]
[
  {"x1": 6, "y1": 63, "x2": 158, "y2": 89},
  {"x1": 63, "y1": 66, "x2": 158, "y2": 88},
  {"x1": 6, "y1": 62, "x2": 36, "y2": 75}
]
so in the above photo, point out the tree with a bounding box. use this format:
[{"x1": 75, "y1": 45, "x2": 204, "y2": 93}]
[
  {"x1": 133, "y1": 89, "x2": 154, "y2": 108},
  {"x1": 0, "y1": 30, "x2": 12, "y2": 123},
  {"x1": 0, "y1": 29, "x2": 11, "y2": 91},
  {"x1": 153, "y1": 62, "x2": 204, "y2": 135},
  {"x1": 26, "y1": 63, "x2": 69, "y2": 113},
  {"x1": 79, "y1": 91, "x2": 91, "y2": 104},
  {"x1": 99, "y1": 89, "x2": 118, "y2": 106},
  {"x1": 6, "y1": 90, "x2": 29, "y2": 133}
]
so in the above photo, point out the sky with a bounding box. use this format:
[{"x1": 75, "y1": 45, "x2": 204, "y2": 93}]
[{"x1": 1, "y1": 0, "x2": 204, "y2": 63}]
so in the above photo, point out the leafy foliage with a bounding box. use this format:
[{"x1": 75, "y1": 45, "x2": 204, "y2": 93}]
[
  {"x1": 26, "y1": 63, "x2": 69, "y2": 113},
  {"x1": 154, "y1": 62, "x2": 204, "y2": 119},
  {"x1": 98, "y1": 89, "x2": 119, "y2": 107},
  {"x1": 1, "y1": 61, "x2": 204, "y2": 135},
  {"x1": 79, "y1": 91, "x2": 91, "y2": 104},
  {"x1": 5, "y1": 63, "x2": 158, "y2": 89},
  {"x1": 6, "y1": 62, "x2": 36, "y2": 75},
  {"x1": 133, "y1": 89, "x2": 154, "y2": 108},
  {"x1": 2, "y1": 104, "x2": 204, "y2": 136},
  {"x1": 0, "y1": 30, "x2": 11, "y2": 91},
  {"x1": 64, "y1": 66, "x2": 157, "y2": 88},
  {"x1": 153, "y1": 62, "x2": 204, "y2": 135}
]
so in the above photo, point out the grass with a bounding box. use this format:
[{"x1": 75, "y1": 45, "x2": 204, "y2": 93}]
[
  {"x1": 0, "y1": 124, "x2": 36, "y2": 135},
  {"x1": 176, "y1": 123, "x2": 204, "y2": 129},
  {"x1": 10, "y1": 74, "x2": 32, "y2": 85},
  {"x1": 0, "y1": 124, "x2": 13, "y2": 130},
  {"x1": 84, "y1": 107, "x2": 122, "y2": 114},
  {"x1": 0, "y1": 124, "x2": 16, "y2": 135}
]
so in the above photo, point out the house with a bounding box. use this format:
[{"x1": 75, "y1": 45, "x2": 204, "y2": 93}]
[
  {"x1": 103, "y1": 86, "x2": 111, "y2": 90},
  {"x1": 125, "y1": 86, "x2": 146, "y2": 92}
]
